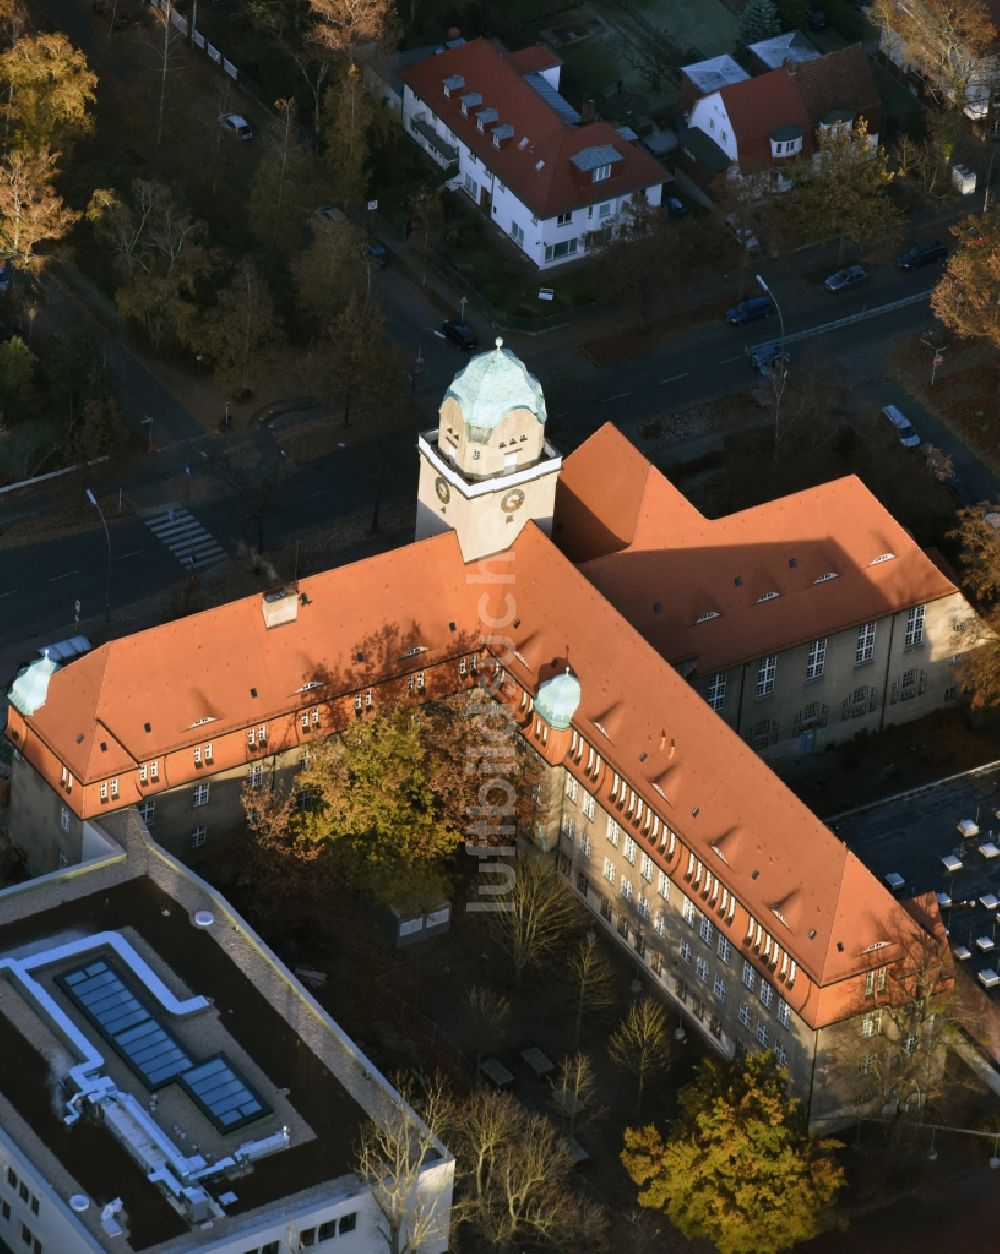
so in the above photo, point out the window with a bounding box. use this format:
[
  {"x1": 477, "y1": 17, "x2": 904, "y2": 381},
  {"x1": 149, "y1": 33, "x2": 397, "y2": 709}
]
[
  {"x1": 905, "y1": 604, "x2": 925, "y2": 648},
  {"x1": 621, "y1": 877, "x2": 634, "y2": 902},
  {"x1": 193, "y1": 783, "x2": 210, "y2": 807},
  {"x1": 623, "y1": 836, "x2": 637, "y2": 864},
  {"x1": 679, "y1": 939, "x2": 692, "y2": 964},
  {"x1": 248, "y1": 764, "x2": 264, "y2": 789},
  {"x1": 617, "y1": 913, "x2": 629, "y2": 939},
  {"x1": 777, "y1": 999, "x2": 791, "y2": 1029},
  {"x1": 639, "y1": 852, "x2": 652, "y2": 882},
  {"x1": 262, "y1": 1243, "x2": 280, "y2": 1254},
  {"x1": 354, "y1": 694, "x2": 363, "y2": 712},
  {"x1": 581, "y1": 833, "x2": 592, "y2": 857},
  {"x1": 756, "y1": 655, "x2": 776, "y2": 698},
  {"x1": 603, "y1": 857, "x2": 616, "y2": 885},
  {"x1": 150, "y1": 759, "x2": 159, "y2": 780},
  {"x1": 339, "y1": 1214, "x2": 358, "y2": 1234},
  {"x1": 637, "y1": 896, "x2": 649, "y2": 920},
  {"x1": 0, "y1": 1201, "x2": 7, "y2": 1220},
  {"x1": 544, "y1": 238, "x2": 579, "y2": 263},
  {"x1": 139, "y1": 764, "x2": 147, "y2": 783},
  {"x1": 739, "y1": 1001, "x2": 753, "y2": 1030},
  {"x1": 657, "y1": 869, "x2": 670, "y2": 899},
  {"x1": 859, "y1": 1052, "x2": 877, "y2": 1076},
  {"x1": 759, "y1": 981, "x2": 773, "y2": 1010},
  {"x1": 138, "y1": 800, "x2": 156, "y2": 828},
  {"x1": 742, "y1": 959, "x2": 756, "y2": 991},
  {"x1": 5, "y1": 1167, "x2": 14, "y2": 1188},
  {"x1": 654, "y1": 910, "x2": 666, "y2": 937},
  {"x1": 713, "y1": 974, "x2": 726, "y2": 1001},
  {"x1": 696, "y1": 957, "x2": 709, "y2": 984},
  {"x1": 190, "y1": 826, "x2": 207, "y2": 849},
  {"x1": 718, "y1": 935, "x2": 732, "y2": 963},
  {"x1": 18, "y1": 1184, "x2": 27, "y2": 1203},
  {"x1": 592, "y1": 163, "x2": 611, "y2": 182},
  {"x1": 861, "y1": 1009, "x2": 883, "y2": 1038},
  {"x1": 58, "y1": 852, "x2": 69, "y2": 869},
  {"x1": 565, "y1": 774, "x2": 578, "y2": 802},
  {"x1": 865, "y1": 966, "x2": 888, "y2": 996},
  {"x1": 556, "y1": 210, "x2": 573, "y2": 226},
  {"x1": 511, "y1": 221, "x2": 525, "y2": 249},
  {"x1": 945, "y1": 685, "x2": 959, "y2": 702},
  {"x1": 300, "y1": 1229, "x2": 316, "y2": 1247},
  {"x1": 60, "y1": 806, "x2": 70, "y2": 832},
  {"x1": 583, "y1": 793, "x2": 596, "y2": 820},
  {"x1": 599, "y1": 199, "x2": 614, "y2": 218},
  {"x1": 193, "y1": 746, "x2": 202, "y2": 765},
  {"x1": 606, "y1": 817, "x2": 620, "y2": 846},
  {"x1": 99, "y1": 782, "x2": 108, "y2": 802},
  {"x1": 699, "y1": 916, "x2": 714, "y2": 946},
  {"x1": 203, "y1": 744, "x2": 212, "y2": 763},
  {"x1": 20, "y1": 1224, "x2": 29, "y2": 1247},
  {"x1": 774, "y1": 1041, "x2": 787, "y2": 1066},
  {"x1": 707, "y1": 672, "x2": 727, "y2": 712},
  {"x1": 682, "y1": 898, "x2": 696, "y2": 927},
  {"x1": 856, "y1": 621, "x2": 877, "y2": 665},
  {"x1": 246, "y1": 728, "x2": 255, "y2": 746},
  {"x1": 806, "y1": 637, "x2": 827, "y2": 681},
  {"x1": 561, "y1": 814, "x2": 576, "y2": 843},
  {"x1": 757, "y1": 1020, "x2": 769, "y2": 1047},
  {"x1": 902, "y1": 1032, "x2": 917, "y2": 1055}
]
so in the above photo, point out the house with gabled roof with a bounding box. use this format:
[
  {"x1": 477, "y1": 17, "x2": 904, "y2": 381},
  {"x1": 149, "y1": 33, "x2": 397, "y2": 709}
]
[{"x1": 398, "y1": 37, "x2": 667, "y2": 268}]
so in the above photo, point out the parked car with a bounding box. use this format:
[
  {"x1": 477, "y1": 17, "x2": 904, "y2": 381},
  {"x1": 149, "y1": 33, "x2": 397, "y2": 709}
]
[
  {"x1": 366, "y1": 240, "x2": 389, "y2": 267},
  {"x1": 747, "y1": 342, "x2": 790, "y2": 374},
  {"x1": 219, "y1": 113, "x2": 254, "y2": 141},
  {"x1": 806, "y1": 5, "x2": 828, "y2": 29},
  {"x1": 897, "y1": 240, "x2": 946, "y2": 270},
  {"x1": 314, "y1": 204, "x2": 347, "y2": 225},
  {"x1": 725, "y1": 295, "x2": 776, "y2": 326},
  {"x1": 442, "y1": 320, "x2": 478, "y2": 351},
  {"x1": 824, "y1": 264, "x2": 868, "y2": 293},
  {"x1": 725, "y1": 213, "x2": 759, "y2": 251},
  {"x1": 881, "y1": 403, "x2": 921, "y2": 447},
  {"x1": 666, "y1": 196, "x2": 687, "y2": 221}
]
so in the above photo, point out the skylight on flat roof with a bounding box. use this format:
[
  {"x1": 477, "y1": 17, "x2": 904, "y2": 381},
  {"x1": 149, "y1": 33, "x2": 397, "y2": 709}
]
[{"x1": 181, "y1": 1055, "x2": 268, "y2": 1133}]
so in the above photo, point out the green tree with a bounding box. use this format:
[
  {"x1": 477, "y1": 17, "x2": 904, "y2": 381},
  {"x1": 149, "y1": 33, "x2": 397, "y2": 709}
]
[
  {"x1": 249, "y1": 98, "x2": 317, "y2": 251},
  {"x1": 608, "y1": 996, "x2": 673, "y2": 1118},
  {"x1": 201, "y1": 259, "x2": 281, "y2": 393},
  {"x1": 564, "y1": 931, "x2": 616, "y2": 1049},
  {"x1": 739, "y1": 0, "x2": 781, "y2": 44},
  {"x1": 782, "y1": 119, "x2": 902, "y2": 263},
  {"x1": 775, "y1": 0, "x2": 807, "y2": 30},
  {"x1": 0, "y1": 148, "x2": 78, "y2": 269},
  {"x1": 297, "y1": 705, "x2": 463, "y2": 909},
  {"x1": 323, "y1": 61, "x2": 374, "y2": 206},
  {"x1": 70, "y1": 392, "x2": 125, "y2": 460},
  {"x1": 292, "y1": 213, "x2": 366, "y2": 327},
  {"x1": 0, "y1": 333, "x2": 33, "y2": 411},
  {"x1": 486, "y1": 856, "x2": 580, "y2": 987},
  {"x1": 622, "y1": 1051, "x2": 845, "y2": 1254},
  {"x1": 945, "y1": 502, "x2": 1000, "y2": 707},
  {"x1": 0, "y1": 34, "x2": 97, "y2": 152}
]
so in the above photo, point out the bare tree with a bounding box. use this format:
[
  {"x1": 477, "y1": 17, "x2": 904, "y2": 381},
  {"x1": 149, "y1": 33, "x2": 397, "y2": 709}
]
[
  {"x1": 486, "y1": 856, "x2": 581, "y2": 987},
  {"x1": 202, "y1": 259, "x2": 282, "y2": 394},
  {"x1": 871, "y1": 0, "x2": 996, "y2": 109},
  {"x1": 549, "y1": 1051, "x2": 604, "y2": 1139},
  {"x1": 356, "y1": 1075, "x2": 454, "y2": 1254},
  {"x1": 465, "y1": 984, "x2": 511, "y2": 1073},
  {"x1": 608, "y1": 996, "x2": 674, "y2": 1118},
  {"x1": 564, "y1": 931, "x2": 616, "y2": 1049}
]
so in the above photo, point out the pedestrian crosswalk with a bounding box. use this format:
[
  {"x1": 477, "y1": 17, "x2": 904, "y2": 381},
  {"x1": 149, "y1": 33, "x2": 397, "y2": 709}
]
[{"x1": 144, "y1": 506, "x2": 228, "y2": 574}]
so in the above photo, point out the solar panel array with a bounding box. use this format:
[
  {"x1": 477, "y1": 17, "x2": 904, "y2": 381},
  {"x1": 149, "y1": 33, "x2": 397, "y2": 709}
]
[
  {"x1": 59, "y1": 958, "x2": 271, "y2": 1132},
  {"x1": 60, "y1": 960, "x2": 193, "y2": 1089},
  {"x1": 181, "y1": 1056, "x2": 267, "y2": 1131}
]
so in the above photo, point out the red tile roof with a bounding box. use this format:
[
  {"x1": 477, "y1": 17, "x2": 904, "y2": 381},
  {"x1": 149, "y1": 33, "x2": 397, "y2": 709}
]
[
  {"x1": 555, "y1": 425, "x2": 957, "y2": 675},
  {"x1": 502, "y1": 43, "x2": 562, "y2": 75},
  {"x1": 793, "y1": 43, "x2": 882, "y2": 132},
  {"x1": 399, "y1": 38, "x2": 666, "y2": 219},
  {"x1": 719, "y1": 67, "x2": 814, "y2": 170}
]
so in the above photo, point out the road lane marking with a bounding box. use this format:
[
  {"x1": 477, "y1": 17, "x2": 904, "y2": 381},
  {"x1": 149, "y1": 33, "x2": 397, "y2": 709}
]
[
  {"x1": 0, "y1": 590, "x2": 16, "y2": 598},
  {"x1": 604, "y1": 391, "x2": 630, "y2": 401},
  {"x1": 659, "y1": 373, "x2": 689, "y2": 383},
  {"x1": 114, "y1": 550, "x2": 142, "y2": 561},
  {"x1": 49, "y1": 570, "x2": 79, "y2": 582}
]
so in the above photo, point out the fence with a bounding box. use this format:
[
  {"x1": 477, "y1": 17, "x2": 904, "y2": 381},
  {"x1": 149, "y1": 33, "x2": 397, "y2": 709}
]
[{"x1": 146, "y1": 0, "x2": 269, "y2": 112}]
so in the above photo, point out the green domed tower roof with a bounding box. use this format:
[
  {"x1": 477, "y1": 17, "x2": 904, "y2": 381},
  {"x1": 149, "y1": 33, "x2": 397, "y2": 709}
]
[
  {"x1": 445, "y1": 337, "x2": 547, "y2": 443},
  {"x1": 535, "y1": 669, "x2": 581, "y2": 731}
]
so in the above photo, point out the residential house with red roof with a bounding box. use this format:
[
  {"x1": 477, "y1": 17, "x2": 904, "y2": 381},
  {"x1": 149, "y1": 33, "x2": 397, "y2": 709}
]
[
  {"x1": 681, "y1": 44, "x2": 882, "y2": 193},
  {"x1": 4, "y1": 343, "x2": 970, "y2": 1132},
  {"x1": 398, "y1": 38, "x2": 666, "y2": 269}
]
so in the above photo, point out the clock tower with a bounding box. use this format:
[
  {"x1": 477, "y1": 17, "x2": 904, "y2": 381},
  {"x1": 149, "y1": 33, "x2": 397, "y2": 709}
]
[{"x1": 415, "y1": 338, "x2": 562, "y2": 563}]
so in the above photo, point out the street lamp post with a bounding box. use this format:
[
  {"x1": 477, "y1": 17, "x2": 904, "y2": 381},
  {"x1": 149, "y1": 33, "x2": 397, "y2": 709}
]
[
  {"x1": 756, "y1": 273, "x2": 787, "y2": 464},
  {"x1": 141, "y1": 414, "x2": 154, "y2": 455},
  {"x1": 85, "y1": 488, "x2": 112, "y2": 623}
]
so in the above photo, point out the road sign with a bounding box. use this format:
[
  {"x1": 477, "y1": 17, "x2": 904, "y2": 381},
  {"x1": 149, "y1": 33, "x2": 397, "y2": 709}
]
[
  {"x1": 367, "y1": 199, "x2": 379, "y2": 211},
  {"x1": 933, "y1": 354, "x2": 944, "y2": 366}
]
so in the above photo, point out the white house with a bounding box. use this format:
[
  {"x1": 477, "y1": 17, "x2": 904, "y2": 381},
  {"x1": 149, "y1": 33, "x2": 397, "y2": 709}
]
[{"x1": 399, "y1": 38, "x2": 666, "y2": 269}]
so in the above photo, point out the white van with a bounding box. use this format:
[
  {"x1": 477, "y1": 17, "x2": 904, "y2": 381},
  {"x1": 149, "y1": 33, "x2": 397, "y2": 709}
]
[{"x1": 881, "y1": 403, "x2": 921, "y2": 448}]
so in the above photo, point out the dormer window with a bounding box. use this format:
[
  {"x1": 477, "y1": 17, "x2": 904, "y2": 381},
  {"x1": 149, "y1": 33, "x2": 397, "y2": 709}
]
[
  {"x1": 869, "y1": 552, "x2": 895, "y2": 566},
  {"x1": 442, "y1": 74, "x2": 464, "y2": 98},
  {"x1": 769, "y1": 125, "x2": 803, "y2": 158},
  {"x1": 459, "y1": 92, "x2": 482, "y2": 118},
  {"x1": 696, "y1": 610, "x2": 720, "y2": 624},
  {"x1": 592, "y1": 164, "x2": 611, "y2": 183},
  {"x1": 756, "y1": 591, "x2": 780, "y2": 604},
  {"x1": 814, "y1": 571, "x2": 839, "y2": 584},
  {"x1": 476, "y1": 108, "x2": 498, "y2": 134}
]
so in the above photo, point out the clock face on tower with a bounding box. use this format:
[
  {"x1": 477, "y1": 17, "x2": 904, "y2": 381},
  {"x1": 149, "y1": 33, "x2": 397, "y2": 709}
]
[
  {"x1": 435, "y1": 476, "x2": 450, "y2": 505},
  {"x1": 501, "y1": 488, "x2": 526, "y2": 514}
]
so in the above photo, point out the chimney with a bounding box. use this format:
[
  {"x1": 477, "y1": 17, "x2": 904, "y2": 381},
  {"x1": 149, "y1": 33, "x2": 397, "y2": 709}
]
[
  {"x1": 783, "y1": 57, "x2": 797, "y2": 75},
  {"x1": 581, "y1": 99, "x2": 596, "y2": 123},
  {"x1": 261, "y1": 587, "x2": 299, "y2": 629}
]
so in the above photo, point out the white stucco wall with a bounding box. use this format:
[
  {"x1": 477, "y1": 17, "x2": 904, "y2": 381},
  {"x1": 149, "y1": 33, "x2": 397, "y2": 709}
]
[{"x1": 688, "y1": 93, "x2": 738, "y2": 161}]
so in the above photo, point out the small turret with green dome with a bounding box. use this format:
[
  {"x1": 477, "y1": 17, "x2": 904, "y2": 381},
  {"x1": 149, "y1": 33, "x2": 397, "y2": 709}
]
[{"x1": 535, "y1": 668, "x2": 581, "y2": 731}]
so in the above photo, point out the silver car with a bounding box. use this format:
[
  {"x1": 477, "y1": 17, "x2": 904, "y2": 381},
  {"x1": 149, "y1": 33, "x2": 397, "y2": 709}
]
[
  {"x1": 881, "y1": 403, "x2": 921, "y2": 448},
  {"x1": 824, "y1": 264, "x2": 868, "y2": 293}
]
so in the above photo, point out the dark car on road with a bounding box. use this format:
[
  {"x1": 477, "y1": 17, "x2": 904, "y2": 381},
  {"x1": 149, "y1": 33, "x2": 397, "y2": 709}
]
[
  {"x1": 442, "y1": 320, "x2": 478, "y2": 351},
  {"x1": 747, "y1": 342, "x2": 790, "y2": 374},
  {"x1": 898, "y1": 241, "x2": 947, "y2": 270},
  {"x1": 725, "y1": 295, "x2": 776, "y2": 326},
  {"x1": 824, "y1": 264, "x2": 868, "y2": 293}
]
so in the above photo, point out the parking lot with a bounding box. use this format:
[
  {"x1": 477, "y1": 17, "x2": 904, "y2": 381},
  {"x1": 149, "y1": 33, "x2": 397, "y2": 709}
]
[{"x1": 831, "y1": 763, "x2": 1000, "y2": 987}]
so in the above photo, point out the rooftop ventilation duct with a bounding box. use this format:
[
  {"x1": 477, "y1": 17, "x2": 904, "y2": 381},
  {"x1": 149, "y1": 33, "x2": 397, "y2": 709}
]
[{"x1": 261, "y1": 587, "x2": 299, "y2": 629}]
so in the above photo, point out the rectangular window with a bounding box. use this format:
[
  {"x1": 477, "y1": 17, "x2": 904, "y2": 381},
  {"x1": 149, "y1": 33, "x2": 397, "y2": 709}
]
[
  {"x1": 354, "y1": 694, "x2": 363, "y2": 712},
  {"x1": 756, "y1": 655, "x2": 776, "y2": 698},
  {"x1": 654, "y1": 910, "x2": 666, "y2": 937},
  {"x1": 607, "y1": 817, "x2": 620, "y2": 846},
  {"x1": 1, "y1": 1200, "x2": 7, "y2": 1220},
  {"x1": 603, "y1": 857, "x2": 615, "y2": 885},
  {"x1": 905, "y1": 604, "x2": 925, "y2": 648},
  {"x1": 193, "y1": 783, "x2": 210, "y2": 807},
  {"x1": 757, "y1": 1020, "x2": 769, "y2": 1047},
  {"x1": 18, "y1": 1184, "x2": 27, "y2": 1203},
  {"x1": 190, "y1": 826, "x2": 207, "y2": 849},
  {"x1": 774, "y1": 1041, "x2": 787, "y2": 1066},
  {"x1": 203, "y1": 744, "x2": 212, "y2": 763},
  {"x1": 856, "y1": 621, "x2": 877, "y2": 665},
  {"x1": 248, "y1": 764, "x2": 264, "y2": 789},
  {"x1": 543, "y1": 238, "x2": 579, "y2": 263},
  {"x1": 565, "y1": 774, "x2": 578, "y2": 802},
  {"x1": 861, "y1": 1009, "x2": 883, "y2": 1038},
  {"x1": 339, "y1": 1215, "x2": 358, "y2": 1234},
  {"x1": 301, "y1": 1230, "x2": 316, "y2": 1248},
  {"x1": 718, "y1": 935, "x2": 732, "y2": 963},
  {"x1": 556, "y1": 210, "x2": 573, "y2": 226},
  {"x1": 945, "y1": 685, "x2": 959, "y2": 702},
  {"x1": 682, "y1": 898, "x2": 696, "y2": 927},
  {"x1": 679, "y1": 939, "x2": 692, "y2": 964},
  {"x1": 759, "y1": 981, "x2": 773, "y2": 1010},
  {"x1": 640, "y1": 852, "x2": 652, "y2": 882},
  {"x1": 6, "y1": 1167, "x2": 15, "y2": 1188},
  {"x1": 194, "y1": 746, "x2": 202, "y2": 765},
  {"x1": 777, "y1": 998, "x2": 791, "y2": 1029},
  {"x1": 623, "y1": 836, "x2": 637, "y2": 864},
  {"x1": 599, "y1": 199, "x2": 614, "y2": 218},
  {"x1": 138, "y1": 763, "x2": 147, "y2": 784},
  {"x1": 511, "y1": 221, "x2": 525, "y2": 248},
  {"x1": 138, "y1": 801, "x2": 156, "y2": 827},
  {"x1": 713, "y1": 974, "x2": 726, "y2": 1001},
  {"x1": 581, "y1": 833, "x2": 592, "y2": 858},
  {"x1": 657, "y1": 869, "x2": 670, "y2": 899},
  {"x1": 583, "y1": 793, "x2": 596, "y2": 820},
  {"x1": 110, "y1": 778, "x2": 119, "y2": 799},
  {"x1": 99, "y1": 782, "x2": 108, "y2": 802},
  {"x1": 246, "y1": 728, "x2": 255, "y2": 746},
  {"x1": 621, "y1": 878, "x2": 634, "y2": 902},
  {"x1": 20, "y1": 1224, "x2": 29, "y2": 1247},
  {"x1": 60, "y1": 806, "x2": 70, "y2": 832},
  {"x1": 806, "y1": 637, "x2": 827, "y2": 681},
  {"x1": 696, "y1": 957, "x2": 709, "y2": 984},
  {"x1": 742, "y1": 959, "x2": 755, "y2": 991},
  {"x1": 739, "y1": 1001, "x2": 753, "y2": 1030},
  {"x1": 150, "y1": 759, "x2": 159, "y2": 779},
  {"x1": 592, "y1": 163, "x2": 611, "y2": 182},
  {"x1": 699, "y1": 916, "x2": 714, "y2": 946},
  {"x1": 707, "y1": 671, "x2": 727, "y2": 712}
]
